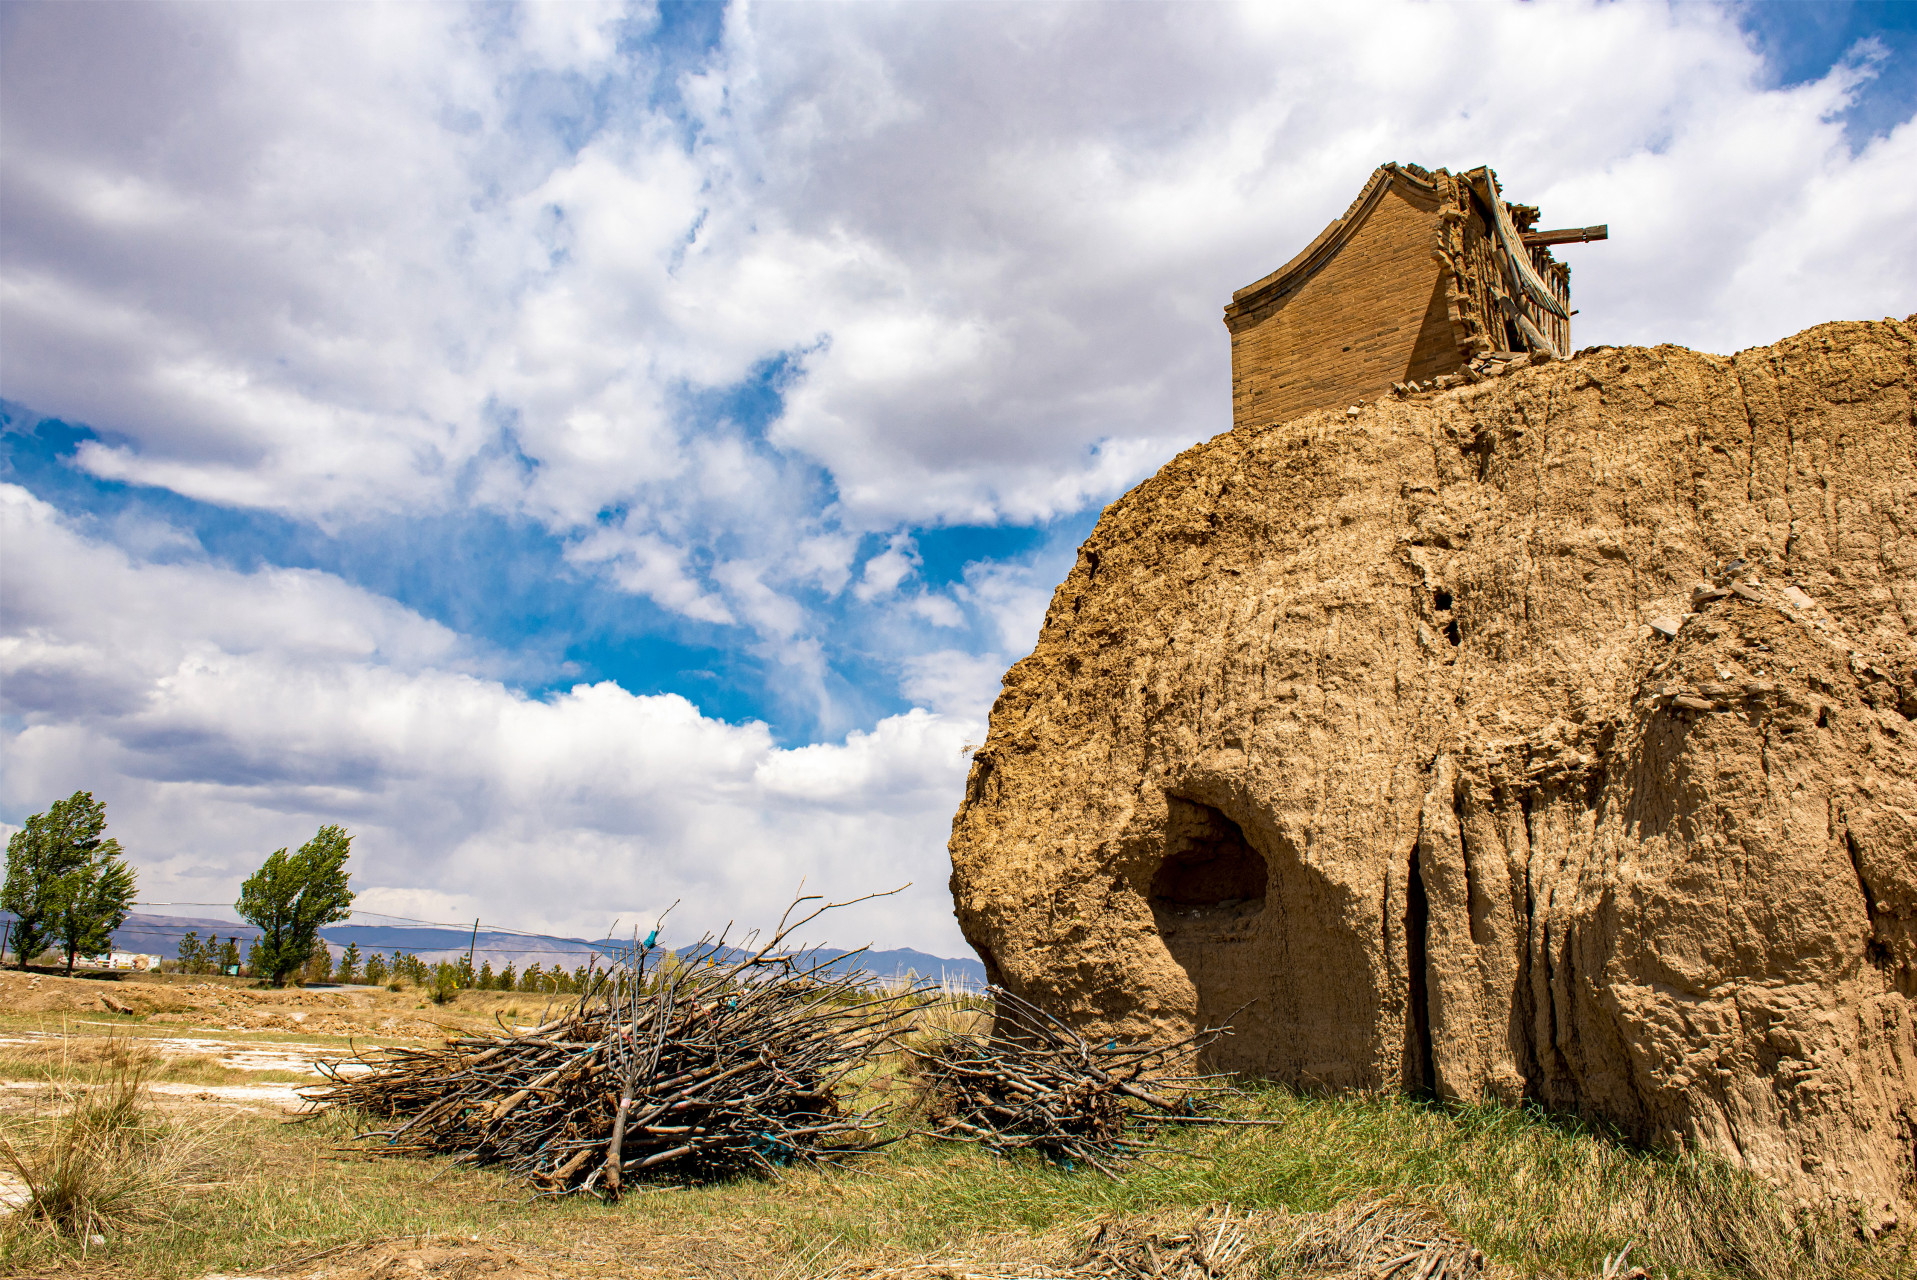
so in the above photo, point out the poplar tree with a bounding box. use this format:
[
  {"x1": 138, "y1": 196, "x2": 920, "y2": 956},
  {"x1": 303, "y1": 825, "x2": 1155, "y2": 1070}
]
[
  {"x1": 236, "y1": 824, "x2": 355, "y2": 987},
  {"x1": 302, "y1": 938, "x2": 333, "y2": 984},
  {"x1": 2, "y1": 791, "x2": 134, "y2": 972},
  {"x1": 56, "y1": 846, "x2": 137, "y2": 975}
]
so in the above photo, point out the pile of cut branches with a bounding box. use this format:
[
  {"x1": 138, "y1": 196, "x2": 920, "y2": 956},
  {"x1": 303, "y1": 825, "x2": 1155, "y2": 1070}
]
[
  {"x1": 310, "y1": 892, "x2": 930, "y2": 1198},
  {"x1": 905, "y1": 987, "x2": 1269, "y2": 1177}
]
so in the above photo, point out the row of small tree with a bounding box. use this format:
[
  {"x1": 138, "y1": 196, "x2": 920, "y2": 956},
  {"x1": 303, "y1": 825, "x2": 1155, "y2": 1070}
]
[
  {"x1": 174, "y1": 932, "x2": 246, "y2": 976},
  {"x1": 3, "y1": 792, "x2": 675, "y2": 994}
]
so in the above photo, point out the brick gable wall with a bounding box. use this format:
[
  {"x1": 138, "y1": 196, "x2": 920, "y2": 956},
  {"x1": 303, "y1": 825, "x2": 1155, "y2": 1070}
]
[{"x1": 1225, "y1": 181, "x2": 1456, "y2": 430}]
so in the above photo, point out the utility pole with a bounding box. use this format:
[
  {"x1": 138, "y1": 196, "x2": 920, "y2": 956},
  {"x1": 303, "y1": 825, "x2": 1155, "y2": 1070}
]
[{"x1": 466, "y1": 919, "x2": 479, "y2": 977}]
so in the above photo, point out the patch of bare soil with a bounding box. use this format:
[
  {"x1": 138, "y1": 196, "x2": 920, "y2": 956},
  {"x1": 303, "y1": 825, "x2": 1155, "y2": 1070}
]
[
  {"x1": 235, "y1": 1239, "x2": 558, "y2": 1280},
  {"x1": 836, "y1": 1201, "x2": 1505, "y2": 1280},
  {"x1": 0, "y1": 969, "x2": 506, "y2": 1040}
]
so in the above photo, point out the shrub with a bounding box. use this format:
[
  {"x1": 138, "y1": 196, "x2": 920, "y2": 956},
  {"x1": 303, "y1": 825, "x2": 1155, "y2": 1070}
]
[{"x1": 0, "y1": 1039, "x2": 218, "y2": 1250}]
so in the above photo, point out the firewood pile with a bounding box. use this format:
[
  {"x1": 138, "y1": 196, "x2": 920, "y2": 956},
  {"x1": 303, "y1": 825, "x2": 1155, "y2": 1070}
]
[
  {"x1": 905, "y1": 987, "x2": 1267, "y2": 1177},
  {"x1": 309, "y1": 893, "x2": 931, "y2": 1199}
]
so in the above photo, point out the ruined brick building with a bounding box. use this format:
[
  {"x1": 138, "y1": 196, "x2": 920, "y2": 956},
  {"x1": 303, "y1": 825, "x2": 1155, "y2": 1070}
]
[{"x1": 1224, "y1": 163, "x2": 1605, "y2": 426}]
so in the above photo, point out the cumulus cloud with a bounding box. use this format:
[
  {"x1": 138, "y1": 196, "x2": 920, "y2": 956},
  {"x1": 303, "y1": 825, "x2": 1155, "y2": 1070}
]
[
  {"x1": 2, "y1": 1, "x2": 1914, "y2": 948},
  {"x1": 853, "y1": 534, "x2": 920, "y2": 602},
  {"x1": 0, "y1": 485, "x2": 977, "y2": 951},
  {"x1": 6, "y1": 1, "x2": 1913, "y2": 641}
]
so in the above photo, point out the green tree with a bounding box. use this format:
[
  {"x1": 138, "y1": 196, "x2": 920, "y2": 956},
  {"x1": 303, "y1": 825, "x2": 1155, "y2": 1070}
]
[
  {"x1": 54, "y1": 842, "x2": 137, "y2": 975},
  {"x1": 2, "y1": 791, "x2": 132, "y2": 972},
  {"x1": 498, "y1": 961, "x2": 516, "y2": 991},
  {"x1": 476, "y1": 960, "x2": 494, "y2": 990},
  {"x1": 177, "y1": 930, "x2": 204, "y2": 974},
  {"x1": 337, "y1": 941, "x2": 361, "y2": 984},
  {"x1": 217, "y1": 937, "x2": 241, "y2": 975},
  {"x1": 363, "y1": 951, "x2": 387, "y2": 986},
  {"x1": 301, "y1": 937, "x2": 333, "y2": 984},
  {"x1": 234, "y1": 825, "x2": 355, "y2": 987}
]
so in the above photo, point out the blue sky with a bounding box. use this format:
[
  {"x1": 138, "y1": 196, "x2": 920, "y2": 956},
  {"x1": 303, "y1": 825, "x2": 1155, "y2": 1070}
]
[{"x1": 3, "y1": 0, "x2": 1914, "y2": 955}]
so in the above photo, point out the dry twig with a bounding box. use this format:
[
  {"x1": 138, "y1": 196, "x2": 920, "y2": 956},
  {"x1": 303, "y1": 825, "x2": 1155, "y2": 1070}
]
[
  {"x1": 311, "y1": 890, "x2": 931, "y2": 1198},
  {"x1": 904, "y1": 987, "x2": 1271, "y2": 1177}
]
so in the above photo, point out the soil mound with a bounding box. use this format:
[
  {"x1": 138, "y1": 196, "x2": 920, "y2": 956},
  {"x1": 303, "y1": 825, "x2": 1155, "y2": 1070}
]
[{"x1": 949, "y1": 317, "x2": 1917, "y2": 1212}]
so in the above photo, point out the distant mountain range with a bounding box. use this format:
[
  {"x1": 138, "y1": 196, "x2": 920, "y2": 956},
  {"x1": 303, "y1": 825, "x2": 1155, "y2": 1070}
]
[{"x1": 3, "y1": 911, "x2": 988, "y2": 988}]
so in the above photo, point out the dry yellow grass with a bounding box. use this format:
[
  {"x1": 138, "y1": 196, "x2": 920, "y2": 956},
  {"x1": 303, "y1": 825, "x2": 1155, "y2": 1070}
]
[
  {"x1": 0, "y1": 1040, "x2": 227, "y2": 1260},
  {"x1": 0, "y1": 995, "x2": 1908, "y2": 1280}
]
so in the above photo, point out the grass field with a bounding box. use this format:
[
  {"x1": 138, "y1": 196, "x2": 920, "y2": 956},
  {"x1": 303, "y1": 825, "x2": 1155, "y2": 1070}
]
[{"x1": 1, "y1": 1023, "x2": 1911, "y2": 1280}]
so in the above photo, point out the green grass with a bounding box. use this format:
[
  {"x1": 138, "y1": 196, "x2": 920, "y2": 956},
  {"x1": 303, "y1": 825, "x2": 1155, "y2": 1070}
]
[{"x1": 3, "y1": 1074, "x2": 1910, "y2": 1280}]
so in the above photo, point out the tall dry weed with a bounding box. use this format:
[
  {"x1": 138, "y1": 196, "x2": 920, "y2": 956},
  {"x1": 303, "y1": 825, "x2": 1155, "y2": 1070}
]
[{"x1": 0, "y1": 1036, "x2": 224, "y2": 1255}]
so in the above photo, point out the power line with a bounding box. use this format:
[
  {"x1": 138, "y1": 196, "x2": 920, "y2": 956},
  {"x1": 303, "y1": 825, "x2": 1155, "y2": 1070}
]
[
  {"x1": 107, "y1": 927, "x2": 609, "y2": 961},
  {"x1": 115, "y1": 904, "x2": 952, "y2": 969},
  {"x1": 130, "y1": 902, "x2": 641, "y2": 953}
]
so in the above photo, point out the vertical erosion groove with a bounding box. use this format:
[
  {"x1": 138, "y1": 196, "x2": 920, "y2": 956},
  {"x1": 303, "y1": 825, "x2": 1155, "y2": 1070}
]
[{"x1": 1405, "y1": 842, "x2": 1435, "y2": 1096}]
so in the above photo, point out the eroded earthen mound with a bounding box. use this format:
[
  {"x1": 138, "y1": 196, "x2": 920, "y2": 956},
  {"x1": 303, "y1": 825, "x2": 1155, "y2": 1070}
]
[{"x1": 949, "y1": 317, "x2": 1917, "y2": 1212}]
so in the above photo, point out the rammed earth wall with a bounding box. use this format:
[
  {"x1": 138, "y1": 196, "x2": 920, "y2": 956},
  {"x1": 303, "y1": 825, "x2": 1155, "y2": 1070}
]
[{"x1": 949, "y1": 318, "x2": 1917, "y2": 1215}]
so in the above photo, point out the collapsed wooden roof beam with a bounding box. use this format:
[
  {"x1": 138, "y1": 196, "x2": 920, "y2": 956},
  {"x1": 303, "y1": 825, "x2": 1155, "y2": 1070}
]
[
  {"x1": 1522, "y1": 225, "x2": 1609, "y2": 247},
  {"x1": 1465, "y1": 169, "x2": 1568, "y2": 320}
]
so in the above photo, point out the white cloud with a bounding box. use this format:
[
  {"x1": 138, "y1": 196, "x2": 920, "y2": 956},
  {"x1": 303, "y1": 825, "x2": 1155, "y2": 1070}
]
[
  {"x1": 0, "y1": 486, "x2": 976, "y2": 952},
  {"x1": 566, "y1": 525, "x2": 734, "y2": 624},
  {"x1": 3, "y1": 1, "x2": 1915, "y2": 951},
  {"x1": 898, "y1": 650, "x2": 1007, "y2": 723},
  {"x1": 907, "y1": 593, "x2": 965, "y2": 629},
  {"x1": 957, "y1": 554, "x2": 1064, "y2": 660},
  {"x1": 853, "y1": 534, "x2": 919, "y2": 602},
  {"x1": 6, "y1": 0, "x2": 1911, "y2": 650}
]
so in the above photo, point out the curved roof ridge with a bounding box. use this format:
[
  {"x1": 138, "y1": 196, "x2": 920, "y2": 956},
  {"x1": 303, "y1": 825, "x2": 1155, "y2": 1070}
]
[{"x1": 1228, "y1": 162, "x2": 1438, "y2": 314}]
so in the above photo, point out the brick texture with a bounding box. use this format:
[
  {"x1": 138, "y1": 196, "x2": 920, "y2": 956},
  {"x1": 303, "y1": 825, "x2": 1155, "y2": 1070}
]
[
  {"x1": 1224, "y1": 164, "x2": 1571, "y2": 430},
  {"x1": 1226, "y1": 181, "x2": 1452, "y2": 430}
]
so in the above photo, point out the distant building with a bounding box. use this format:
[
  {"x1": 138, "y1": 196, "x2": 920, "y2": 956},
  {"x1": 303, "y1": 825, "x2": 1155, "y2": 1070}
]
[
  {"x1": 1223, "y1": 162, "x2": 1604, "y2": 428},
  {"x1": 87, "y1": 951, "x2": 162, "y2": 971}
]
